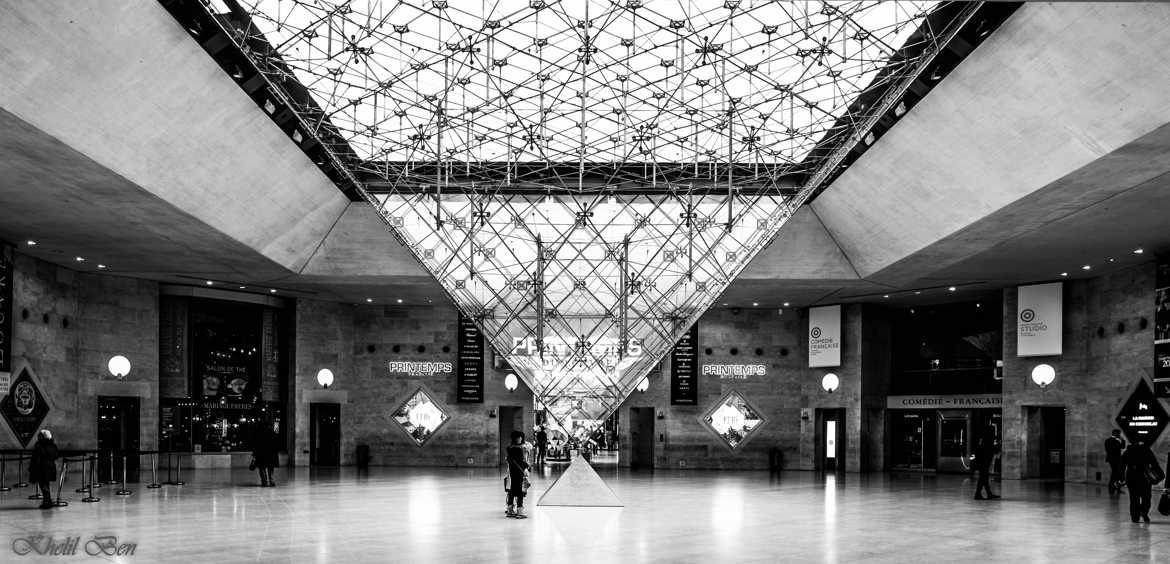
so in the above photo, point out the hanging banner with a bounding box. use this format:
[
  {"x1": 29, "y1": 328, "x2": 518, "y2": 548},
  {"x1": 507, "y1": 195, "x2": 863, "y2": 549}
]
[
  {"x1": 0, "y1": 242, "x2": 12, "y2": 393},
  {"x1": 1017, "y1": 282, "x2": 1062, "y2": 357},
  {"x1": 456, "y1": 313, "x2": 484, "y2": 403},
  {"x1": 670, "y1": 323, "x2": 699, "y2": 405},
  {"x1": 808, "y1": 305, "x2": 841, "y2": 368},
  {"x1": 1155, "y1": 258, "x2": 1170, "y2": 396}
]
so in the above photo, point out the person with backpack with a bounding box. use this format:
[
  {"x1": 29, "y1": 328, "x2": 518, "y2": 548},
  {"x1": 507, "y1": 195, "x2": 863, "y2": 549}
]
[
  {"x1": 1123, "y1": 440, "x2": 1164, "y2": 523},
  {"x1": 505, "y1": 430, "x2": 531, "y2": 519}
]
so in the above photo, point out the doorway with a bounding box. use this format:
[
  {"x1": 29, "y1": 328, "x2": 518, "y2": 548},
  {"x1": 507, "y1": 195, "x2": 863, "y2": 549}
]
[
  {"x1": 97, "y1": 396, "x2": 141, "y2": 481},
  {"x1": 310, "y1": 403, "x2": 341, "y2": 466},
  {"x1": 937, "y1": 411, "x2": 971, "y2": 473},
  {"x1": 629, "y1": 407, "x2": 655, "y2": 471},
  {"x1": 1024, "y1": 406, "x2": 1065, "y2": 479},
  {"x1": 815, "y1": 408, "x2": 846, "y2": 472},
  {"x1": 498, "y1": 406, "x2": 524, "y2": 466}
]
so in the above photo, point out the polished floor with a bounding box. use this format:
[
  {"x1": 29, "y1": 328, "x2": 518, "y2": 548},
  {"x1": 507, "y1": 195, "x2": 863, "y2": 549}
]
[{"x1": 0, "y1": 463, "x2": 1166, "y2": 563}]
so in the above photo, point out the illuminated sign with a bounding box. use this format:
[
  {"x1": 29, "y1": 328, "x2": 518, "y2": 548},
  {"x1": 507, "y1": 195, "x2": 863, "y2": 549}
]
[
  {"x1": 886, "y1": 394, "x2": 1002, "y2": 409},
  {"x1": 701, "y1": 364, "x2": 766, "y2": 379},
  {"x1": 1116, "y1": 379, "x2": 1170, "y2": 444},
  {"x1": 387, "y1": 361, "x2": 453, "y2": 376}
]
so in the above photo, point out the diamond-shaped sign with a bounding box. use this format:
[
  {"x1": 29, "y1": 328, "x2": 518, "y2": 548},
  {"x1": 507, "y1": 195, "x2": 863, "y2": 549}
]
[
  {"x1": 0, "y1": 367, "x2": 50, "y2": 447},
  {"x1": 702, "y1": 390, "x2": 767, "y2": 450},
  {"x1": 1115, "y1": 379, "x2": 1170, "y2": 445},
  {"x1": 392, "y1": 387, "x2": 451, "y2": 446}
]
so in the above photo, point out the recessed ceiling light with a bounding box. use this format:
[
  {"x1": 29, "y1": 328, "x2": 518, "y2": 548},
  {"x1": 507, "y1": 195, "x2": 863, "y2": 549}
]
[
  {"x1": 882, "y1": 294, "x2": 889, "y2": 298},
  {"x1": 239, "y1": 286, "x2": 247, "y2": 289},
  {"x1": 1108, "y1": 258, "x2": 1114, "y2": 263},
  {"x1": 269, "y1": 289, "x2": 277, "y2": 293},
  {"x1": 75, "y1": 256, "x2": 85, "y2": 262},
  {"x1": 366, "y1": 298, "x2": 374, "y2": 303},
  {"x1": 396, "y1": 298, "x2": 403, "y2": 303},
  {"x1": 1134, "y1": 248, "x2": 1144, "y2": 255},
  {"x1": 97, "y1": 264, "x2": 107, "y2": 269},
  {"x1": 914, "y1": 291, "x2": 921, "y2": 295},
  {"x1": 26, "y1": 240, "x2": 36, "y2": 246},
  {"x1": 1060, "y1": 272, "x2": 1068, "y2": 277},
  {"x1": 722, "y1": 302, "x2": 728, "y2": 306},
  {"x1": 752, "y1": 302, "x2": 759, "y2": 307},
  {"x1": 948, "y1": 286, "x2": 956, "y2": 292},
  {"x1": 782, "y1": 302, "x2": 790, "y2": 307},
  {"x1": 1082, "y1": 265, "x2": 1091, "y2": 270},
  {"x1": 205, "y1": 280, "x2": 214, "y2": 286}
]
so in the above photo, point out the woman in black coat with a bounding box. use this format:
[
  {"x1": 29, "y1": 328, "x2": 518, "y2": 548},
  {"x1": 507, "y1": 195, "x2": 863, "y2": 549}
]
[
  {"x1": 252, "y1": 421, "x2": 280, "y2": 487},
  {"x1": 1123, "y1": 440, "x2": 1163, "y2": 523},
  {"x1": 505, "y1": 430, "x2": 530, "y2": 519},
  {"x1": 29, "y1": 429, "x2": 59, "y2": 509}
]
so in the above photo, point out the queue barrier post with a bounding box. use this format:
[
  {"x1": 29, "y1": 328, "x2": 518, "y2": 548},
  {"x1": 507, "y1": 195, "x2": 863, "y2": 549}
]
[
  {"x1": 14, "y1": 454, "x2": 29, "y2": 488},
  {"x1": 105, "y1": 450, "x2": 118, "y2": 485},
  {"x1": 52, "y1": 459, "x2": 70, "y2": 507},
  {"x1": 0, "y1": 456, "x2": 9, "y2": 492},
  {"x1": 164, "y1": 452, "x2": 185, "y2": 486},
  {"x1": 75, "y1": 453, "x2": 91, "y2": 493},
  {"x1": 116, "y1": 452, "x2": 132, "y2": 496},
  {"x1": 146, "y1": 451, "x2": 161, "y2": 489},
  {"x1": 81, "y1": 453, "x2": 101, "y2": 503}
]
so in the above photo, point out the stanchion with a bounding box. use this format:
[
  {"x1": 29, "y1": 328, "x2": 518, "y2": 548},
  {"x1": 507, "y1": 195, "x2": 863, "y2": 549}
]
[
  {"x1": 0, "y1": 457, "x2": 9, "y2": 492},
  {"x1": 81, "y1": 454, "x2": 100, "y2": 503},
  {"x1": 75, "y1": 453, "x2": 91, "y2": 493},
  {"x1": 146, "y1": 452, "x2": 161, "y2": 489},
  {"x1": 104, "y1": 450, "x2": 118, "y2": 485},
  {"x1": 116, "y1": 452, "x2": 132, "y2": 496},
  {"x1": 14, "y1": 455, "x2": 29, "y2": 488},
  {"x1": 164, "y1": 452, "x2": 185, "y2": 486},
  {"x1": 53, "y1": 459, "x2": 69, "y2": 507}
]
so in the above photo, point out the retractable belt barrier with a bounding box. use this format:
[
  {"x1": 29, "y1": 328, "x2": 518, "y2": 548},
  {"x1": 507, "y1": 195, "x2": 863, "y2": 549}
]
[
  {"x1": 0, "y1": 451, "x2": 33, "y2": 492},
  {"x1": 162, "y1": 451, "x2": 186, "y2": 486}
]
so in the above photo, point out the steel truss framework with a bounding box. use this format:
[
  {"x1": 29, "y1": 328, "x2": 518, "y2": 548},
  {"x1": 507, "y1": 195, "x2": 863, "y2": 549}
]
[{"x1": 190, "y1": 0, "x2": 979, "y2": 428}]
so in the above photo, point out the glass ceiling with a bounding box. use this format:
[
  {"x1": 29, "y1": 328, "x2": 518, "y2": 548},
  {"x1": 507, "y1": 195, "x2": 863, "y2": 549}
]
[{"x1": 212, "y1": 0, "x2": 943, "y2": 428}]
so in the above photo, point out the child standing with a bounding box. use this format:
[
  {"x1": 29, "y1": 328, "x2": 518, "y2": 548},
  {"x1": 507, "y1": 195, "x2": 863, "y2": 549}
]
[{"x1": 505, "y1": 430, "x2": 530, "y2": 518}]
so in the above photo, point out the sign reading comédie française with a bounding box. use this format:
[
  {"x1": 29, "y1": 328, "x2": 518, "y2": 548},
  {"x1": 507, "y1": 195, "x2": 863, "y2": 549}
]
[
  {"x1": 808, "y1": 305, "x2": 841, "y2": 368},
  {"x1": 1017, "y1": 282, "x2": 1062, "y2": 357},
  {"x1": 887, "y1": 394, "x2": 1002, "y2": 409},
  {"x1": 455, "y1": 313, "x2": 484, "y2": 403},
  {"x1": 0, "y1": 242, "x2": 12, "y2": 395},
  {"x1": 670, "y1": 323, "x2": 698, "y2": 405}
]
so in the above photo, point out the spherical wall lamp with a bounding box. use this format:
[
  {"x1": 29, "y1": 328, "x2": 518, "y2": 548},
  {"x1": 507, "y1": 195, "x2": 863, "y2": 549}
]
[
  {"x1": 1031, "y1": 364, "x2": 1055, "y2": 390},
  {"x1": 107, "y1": 355, "x2": 131, "y2": 380},
  {"x1": 821, "y1": 373, "x2": 840, "y2": 394},
  {"x1": 317, "y1": 368, "x2": 334, "y2": 389},
  {"x1": 636, "y1": 377, "x2": 650, "y2": 393},
  {"x1": 504, "y1": 373, "x2": 519, "y2": 392}
]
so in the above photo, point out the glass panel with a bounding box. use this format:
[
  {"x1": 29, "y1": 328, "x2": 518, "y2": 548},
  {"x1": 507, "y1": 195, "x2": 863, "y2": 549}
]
[
  {"x1": 939, "y1": 418, "x2": 967, "y2": 458},
  {"x1": 392, "y1": 388, "x2": 451, "y2": 445},
  {"x1": 825, "y1": 420, "x2": 837, "y2": 459},
  {"x1": 702, "y1": 391, "x2": 766, "y2": 449}
]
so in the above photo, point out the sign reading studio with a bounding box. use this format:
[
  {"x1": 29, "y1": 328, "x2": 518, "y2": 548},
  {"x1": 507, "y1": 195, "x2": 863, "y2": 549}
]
[{"x1": 1017, "y1": 282, "x2": 1062, "y2": 357}]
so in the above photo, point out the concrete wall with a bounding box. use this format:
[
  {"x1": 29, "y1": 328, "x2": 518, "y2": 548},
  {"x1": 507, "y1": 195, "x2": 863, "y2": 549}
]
[
  {"x1": 1001, "y1": 263, "x2": 1161, "y2": 483},
  {"x1": 293, "y1": 300, "x2": 534, "y2": 467},
  {"x1": 2, "y1": 252, "x2": 158, "y2": 450},
  {"x1": 616, "y1": 305, "x2": 883, "y2": 471}
]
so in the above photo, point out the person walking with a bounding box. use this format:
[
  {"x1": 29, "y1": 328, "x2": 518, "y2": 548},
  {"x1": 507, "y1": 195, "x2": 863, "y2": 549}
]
[
  {"x1": 505, "y1": 430, "x2": 530, "y2": 519},
  {"x1": 535, "y1": 425, "x2": 548, "y2": 466},
  {"x1": 1123, "y1": 440, "x2": 1164, "y2": 523},
  {"x1": 1105, "y1": 429, "x2": 1126, "y2": 491},
  {"x1": 29, "y1": 429, "x2": 59, "y2": 509},
  {"x1": 972, "y1": 430, "x2": 1000, "y2": 500},
  {"x1": 251, "y1": 420, "x2": 280, "y2": 487}
]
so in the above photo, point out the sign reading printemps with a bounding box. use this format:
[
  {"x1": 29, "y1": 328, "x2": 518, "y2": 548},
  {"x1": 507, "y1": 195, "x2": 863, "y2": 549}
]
[
  {"x1": 1017, "y1": 282, "x2": 1062, "y2": 357},
  {"x1": 386, "y1": 361, "x2": 453, "y2": 376},
  {"x1": 887, "y1": 394, "x2": 1003, "y2": 409},
  {"x1": 702, "y1": 364, "x2": 767, "y2": 379},
  {"x1": 510, "y1": 336, "x2": 643, "y2": 368},
  {"x1": 808, "y1": 305, "x2": 842, "y2": 368}
]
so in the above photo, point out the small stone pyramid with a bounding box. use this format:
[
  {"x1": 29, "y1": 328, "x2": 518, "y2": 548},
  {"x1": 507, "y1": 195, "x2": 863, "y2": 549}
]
[{"x1": 536, "y1": 454, "x2": 624, "y2": 507}]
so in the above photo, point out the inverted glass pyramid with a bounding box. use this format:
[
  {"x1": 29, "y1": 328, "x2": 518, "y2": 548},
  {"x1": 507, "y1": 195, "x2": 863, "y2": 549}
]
[{"x1": 208, "y1": 0, "x2": 946, "y2": 427}]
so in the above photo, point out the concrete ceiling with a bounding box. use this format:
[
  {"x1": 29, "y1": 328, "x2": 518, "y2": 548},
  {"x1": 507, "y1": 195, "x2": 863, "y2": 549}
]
[{"x1": 0, "y1": 1, "x2": 1168, "y2": 309}]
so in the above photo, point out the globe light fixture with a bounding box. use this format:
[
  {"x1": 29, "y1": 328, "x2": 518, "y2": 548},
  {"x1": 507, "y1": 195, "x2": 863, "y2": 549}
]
[
  {"x1": 107, "y1": 355, "x2": 131, "y2": 379},
  {"x1": 504, "y1": 373, "x2": 519, "y2": 392},
  {"x1": 636, "y1": 377, "x2": 650, "y2": 393},
  {"x1": 822, "y1": 373, "x2": 840, "y2": 394},
  {"x1": 1031, "y1": 364, "x2": 1055, "y2": 389},
  {"x1": 317, "y1": 368, "x2": 334, "y2": 389}
]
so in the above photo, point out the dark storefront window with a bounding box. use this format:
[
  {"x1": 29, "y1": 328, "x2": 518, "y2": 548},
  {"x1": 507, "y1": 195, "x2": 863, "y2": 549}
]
[
  {"x1": 891, "y1": 297, "x2": 1003, "y2": 395},
  {"x1": 159, "y1": 295, "x2": 290, "y2": 453}
]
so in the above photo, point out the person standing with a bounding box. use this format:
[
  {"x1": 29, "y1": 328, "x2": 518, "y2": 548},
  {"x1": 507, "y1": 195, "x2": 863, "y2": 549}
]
[
  {"x1": 505, "y1": 431, "x2": 530, "y2": 519},
  {"x1": 29, "y1": 429, "x2": 59, "y2": 509},
  {"x1": 251, "y1": 420, "x2": 280, "y2": 487},
  {"x1": 973, "y1": 430, "x2": 1000, "y2": 500},
  {"x1": 535, "y1": 425, "x2": 548, "y2": 466},
  {"x1": 1105, "y1": 429, "x2": 1126, "y2": 491},
  {"x1": 1123, "y1": 440, "x2": 1163, "y2": 523}
]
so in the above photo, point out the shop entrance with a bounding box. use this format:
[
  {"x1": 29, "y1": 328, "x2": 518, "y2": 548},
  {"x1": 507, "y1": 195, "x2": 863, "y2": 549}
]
[
  {"x1": 892, "y1": 411, "x2": 936, "y2": 470},
  {"x1": 815, "y1": 408, "x2": 846, "y2": 472},
  {"x1": 890, "y1": 409, "x2": 1001, "y2": 472},
  {"x1": 309, "y1": 403, "x2": 341, "y2": 466},
  {"x1": 498, "y1": 405, "x2": 524, "y2": 466},
  {"x1": 1024, "y1": 406, "x2": 1065, "y2": 479},
  {"x1": 629, "y1": 407, "x2": 655, "y2": 471},
  {"x1": 97, "y1": 396, "x2": 141, "y2": 481}
]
